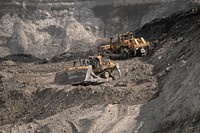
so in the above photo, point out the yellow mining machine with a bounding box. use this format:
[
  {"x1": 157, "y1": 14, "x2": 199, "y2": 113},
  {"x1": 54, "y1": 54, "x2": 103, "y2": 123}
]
[
  {"x1": 54, "y1": 55, "x2": 121, "y2": 85},
  {"x1": 97, "y1": 32, "x2": 150, "y2": 60}
]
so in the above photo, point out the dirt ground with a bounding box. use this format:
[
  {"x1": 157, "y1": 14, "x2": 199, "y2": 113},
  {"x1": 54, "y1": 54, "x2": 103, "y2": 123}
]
[{"x1": 0, "y1": 54, "x2": 157, "y2": 132}]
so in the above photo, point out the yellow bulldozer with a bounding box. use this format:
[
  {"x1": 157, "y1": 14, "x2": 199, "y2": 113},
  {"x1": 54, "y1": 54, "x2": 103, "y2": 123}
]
[
  {"x1": 97, "y1": 32, "x2": 150, "y2": 60},
  {"x1": 54, "y1": 55, "x2": 121, "y2": 85}
]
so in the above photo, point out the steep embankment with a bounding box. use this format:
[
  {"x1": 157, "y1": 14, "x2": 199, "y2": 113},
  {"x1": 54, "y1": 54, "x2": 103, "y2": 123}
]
[{"x1": 134, "y1": 7, "x2": 200, "y2": 133}]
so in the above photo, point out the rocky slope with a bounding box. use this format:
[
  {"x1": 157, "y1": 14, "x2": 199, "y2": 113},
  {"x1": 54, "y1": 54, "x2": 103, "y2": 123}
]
[
  {"x1": 0, "y1": 0, "x2": 195, "y2": 58},
  {"x1": 134, "y1": 7, "x2": 200, "y2": 133}
]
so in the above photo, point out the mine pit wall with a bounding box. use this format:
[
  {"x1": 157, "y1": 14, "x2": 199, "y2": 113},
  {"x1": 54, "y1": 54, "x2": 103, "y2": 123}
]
[
  {"x1": 0, "y1": 0, "x2": 196, "y2": 58},
  {"x1": 1, "y1": 0, "x2": 194, "y2": 33},
  {"x1": 1, "y1": 0, "x2": 194, "y2": 36}
]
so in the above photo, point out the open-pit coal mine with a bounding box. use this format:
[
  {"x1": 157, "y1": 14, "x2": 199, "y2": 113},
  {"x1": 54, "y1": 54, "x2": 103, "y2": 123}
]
[{"x1": 0, "y1": 0, "x2": 200, "y2": 133}]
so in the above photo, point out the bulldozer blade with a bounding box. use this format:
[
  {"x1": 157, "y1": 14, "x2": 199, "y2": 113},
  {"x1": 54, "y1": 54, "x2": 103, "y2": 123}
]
[
  {"x1": 109, "y1": 65, "x2": 121, "y2": 80},
  {"x1": 54, "y1": 65, "x2": 111, "y2": 85}
]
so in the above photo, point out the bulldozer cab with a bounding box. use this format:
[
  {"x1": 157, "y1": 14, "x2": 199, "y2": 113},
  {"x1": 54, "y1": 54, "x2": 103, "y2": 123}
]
[
  {"x1": 123, "y1": 34, "x2": 130, "y2": 40},
  {"x1": 89, "y1": 57, "x2": 100, "y2": 69},
  {"x1": 123, "y1": 32, "x2": 134, "y2": 40},
  {"x1": 88, "y1": 56, "x2": 116, "y2": 71}
]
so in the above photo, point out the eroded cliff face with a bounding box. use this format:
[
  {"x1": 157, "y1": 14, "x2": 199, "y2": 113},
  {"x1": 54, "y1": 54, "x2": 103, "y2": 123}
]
[{"x1": 0, "y1": 0, "x2": 194, "y2": 58}]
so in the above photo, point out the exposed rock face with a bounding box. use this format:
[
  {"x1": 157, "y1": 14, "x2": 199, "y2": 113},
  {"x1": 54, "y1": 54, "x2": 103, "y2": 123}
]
[
  {"x1": 0, "y1": 7, "x2": 96, "y2": 58},
  {"x1": 134, "y1": 7, "x2": 200, "y2": 133},
  {"x1": 0, "y1": 0, "x2": 195, "y2": 58}
]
